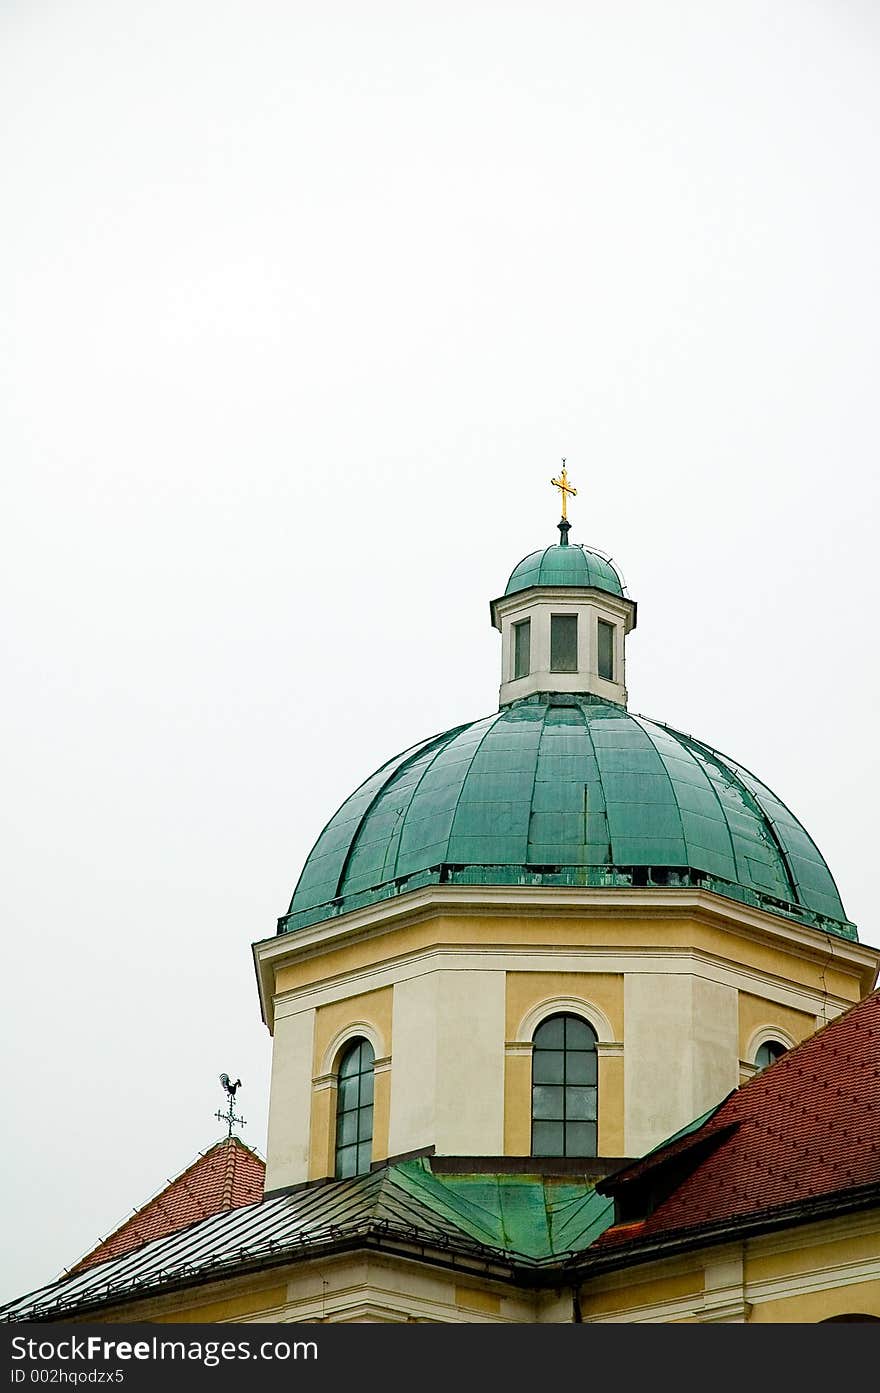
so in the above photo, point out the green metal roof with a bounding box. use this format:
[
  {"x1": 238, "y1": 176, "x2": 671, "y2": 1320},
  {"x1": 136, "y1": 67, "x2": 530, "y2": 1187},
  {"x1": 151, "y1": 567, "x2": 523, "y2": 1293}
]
[
  {"x1": 282, "y1": 694, "x2": 855, "y2": 940},
  {"x1": 392, "y1": 1160, "x2": 614, "y2": 1260},
  {"x1": 505, "y1": 543, "x2": 624, "y2": 598},
  {"x1": 1, "y1": 1160, "x2": 616, "y2": 1319}
]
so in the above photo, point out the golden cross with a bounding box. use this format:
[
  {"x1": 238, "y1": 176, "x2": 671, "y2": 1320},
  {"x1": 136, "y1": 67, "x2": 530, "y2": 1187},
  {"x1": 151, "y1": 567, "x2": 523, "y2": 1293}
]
[{"x1": 550, "y1": 460, "x2": 577, "y2": 521}]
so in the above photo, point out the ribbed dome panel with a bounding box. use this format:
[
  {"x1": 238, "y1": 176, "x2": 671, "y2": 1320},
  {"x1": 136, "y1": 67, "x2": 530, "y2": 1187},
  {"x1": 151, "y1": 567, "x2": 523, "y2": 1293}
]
[{"x1": 283, "y1": 696, "x2": 853, "y2": 940}]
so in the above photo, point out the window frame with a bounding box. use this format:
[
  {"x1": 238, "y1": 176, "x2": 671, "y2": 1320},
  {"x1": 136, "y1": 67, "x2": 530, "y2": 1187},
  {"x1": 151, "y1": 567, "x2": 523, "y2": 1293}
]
[
  {"x1": 597, "y1": 618, "x2": 615, "y2": 682},
  {"x1": 512, "y1": 617, "x2": 531, "y2": 680},
  {"x1": 530, "y1": 1012, "x2": 598, "y2": 1159},
  {"x1": 754, "y1": 1039, "x2": 787, "y2": 1072},
  {"x1": 550, "y1": 613, "x2": 579, "y2": 674},
  {"x1": 334, "y1": 1037, "x2": 375, "y2": 1179}
]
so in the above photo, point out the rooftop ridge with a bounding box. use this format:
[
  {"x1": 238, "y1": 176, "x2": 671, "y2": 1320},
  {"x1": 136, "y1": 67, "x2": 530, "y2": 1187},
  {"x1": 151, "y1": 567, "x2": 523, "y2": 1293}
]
[{"x1": 68, "y1": 1136, "x2": 265, "y2": 1276}]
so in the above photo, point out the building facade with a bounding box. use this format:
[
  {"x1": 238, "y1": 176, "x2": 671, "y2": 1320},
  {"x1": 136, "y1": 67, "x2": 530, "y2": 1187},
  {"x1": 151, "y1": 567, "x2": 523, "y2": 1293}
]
[{"x1": 5, "y1": 510, "x2": 879, "y2": 1323}]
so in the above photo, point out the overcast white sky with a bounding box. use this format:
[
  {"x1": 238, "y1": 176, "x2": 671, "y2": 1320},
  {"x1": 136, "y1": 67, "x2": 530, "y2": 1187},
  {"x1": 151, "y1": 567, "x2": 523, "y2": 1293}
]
[{"x1": 2, "y1": 0, "x2": 879, "y2": 1306}]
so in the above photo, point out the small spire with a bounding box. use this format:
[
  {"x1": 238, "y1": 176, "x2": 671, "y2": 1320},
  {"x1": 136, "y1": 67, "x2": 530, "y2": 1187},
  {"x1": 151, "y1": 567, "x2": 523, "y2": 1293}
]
[
  {"x1": 216, "y1": 1073, "x2": 246, "y2": 1139},
  {"x1": 550, "y1": 459, "x2": 577, "y2": 540}
]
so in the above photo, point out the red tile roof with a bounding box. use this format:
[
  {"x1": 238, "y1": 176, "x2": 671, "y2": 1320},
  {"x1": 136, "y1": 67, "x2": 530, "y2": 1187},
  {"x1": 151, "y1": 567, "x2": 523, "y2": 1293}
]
[
  {"x1": 598, "y1": 990, "x2": 880, "y2": 1253},
  {"x1": 70, "y1": 1138, "x2": 265, "y2": 1274}
]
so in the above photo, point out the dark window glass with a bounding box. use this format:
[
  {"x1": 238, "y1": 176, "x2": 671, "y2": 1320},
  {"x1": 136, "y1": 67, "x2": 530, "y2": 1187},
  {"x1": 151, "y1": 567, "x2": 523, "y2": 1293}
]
[
  {"x1": 338, "y1": 1075, "x2": 359, "y2": 1111},
  {"x1": 532, "y1": 1050, "x2": 565, "y2": 1085},
  {"x1": 532, "y1": 1121, "x2": 565, "y2": 1156},
  {"x1": 566, "y1": 1121, "x2": 597, "y2": 1154},
  {"x1": 335, "y1": 1037, "x2": 375, "y2": 1178},
  {"x1": 532, "y1": 1085, "x2": 563, "y2": 1119},
  {"x1": 531, "y1": 1013, "x2": 598, "y2": 1157},
  {"x1": 550, "y1": 615, "x2": 578, "y2": 672},
  {"x1": 536, "y1": 1015, "x2": 564, "y2": 1048},
  {"x1": 598, "y1": 620, "x2": 615, "y2": 681},
  {"x1": 754, "y1": 1040, "x2": 786, "y2": 1072},
  {"x1": 566, "y1": 1049, "x2": 597, "y2": 1085},
  {"x1": 513, "y1": 619, "x2": 531, "y2": 679},
  {"x1": 564, "y1": 1016, "x2": 594, "y2": 1049},
  {"x1": 566, "y1": 1087, "x2": 597, "y2": 1120}
]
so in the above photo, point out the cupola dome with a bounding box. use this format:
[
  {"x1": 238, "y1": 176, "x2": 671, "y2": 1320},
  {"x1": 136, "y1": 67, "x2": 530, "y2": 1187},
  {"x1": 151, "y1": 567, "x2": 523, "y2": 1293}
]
[
  {"x1": 281, "y1": 468, "x2": 856, "y2": 947},
  {"x1": 504, "y1": 540, "x2": 625, "y2": 600}
]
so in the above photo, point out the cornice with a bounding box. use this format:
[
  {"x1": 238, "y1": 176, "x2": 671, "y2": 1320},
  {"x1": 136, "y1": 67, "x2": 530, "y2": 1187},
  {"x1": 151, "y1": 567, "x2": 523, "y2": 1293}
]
[
  {"x1": 253, "y1": 884, "x2": 879, "y2": 1029},
  {"x1": 489, "y1": 584, "x2": 637, "y2": 631}
]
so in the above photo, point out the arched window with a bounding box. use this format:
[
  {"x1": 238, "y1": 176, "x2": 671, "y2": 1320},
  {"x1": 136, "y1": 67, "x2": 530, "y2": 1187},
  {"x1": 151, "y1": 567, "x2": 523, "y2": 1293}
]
[
  {"x1": 755, "y1": 1039, "x2": 787, "y2": 1072},
  {"x1": 821, "y1": 1314, "x2": 880, "y2": 1323},
  {"x1": 335, "y1": 1037, "x2": 374, "y2": 1179},
  {"x1": 531, "y1": 1013, "x2": 598, "y2": 1158}
]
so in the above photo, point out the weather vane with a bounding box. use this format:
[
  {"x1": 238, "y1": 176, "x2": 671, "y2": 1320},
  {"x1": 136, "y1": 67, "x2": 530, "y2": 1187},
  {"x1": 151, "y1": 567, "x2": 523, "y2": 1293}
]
[
  {"x1": 550, "y1": 459, "x2": 577, "y2": 522},
  {"x1": 216, "y1": 1073, "x2": 246, "y2": 1138}
]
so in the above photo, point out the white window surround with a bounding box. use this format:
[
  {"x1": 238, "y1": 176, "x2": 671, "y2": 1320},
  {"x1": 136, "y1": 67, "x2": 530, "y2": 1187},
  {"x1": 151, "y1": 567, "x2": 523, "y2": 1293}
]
[
  {"x1": 549, "y1": 612, "x2": 579, "y2": 673},
  {"x1": 320, "y1": 1021, "x2": 386, "y2": 1078},
  {"x1": 511, "y1": 618, "x2": 531, "y2": 681},
  {"x1": 597, "y1": 617, "x2": 616, "y2": 681},
  {"x1": 745, "y1": 1025, "x2": 797, "y2": 1062},
  {"x1": 515, "y1": 995, "x2": 616, "y2": 1045}
]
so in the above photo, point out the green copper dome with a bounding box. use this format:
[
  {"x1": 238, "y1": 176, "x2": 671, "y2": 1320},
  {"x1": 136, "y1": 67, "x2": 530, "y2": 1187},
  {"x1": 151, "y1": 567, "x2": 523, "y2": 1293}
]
[
  {"x1": 505, "y1": 544, "x2": 624, "y2": 598},
  {"x1": 282, "y1": 694, "x2": 854, "y2": 940}
]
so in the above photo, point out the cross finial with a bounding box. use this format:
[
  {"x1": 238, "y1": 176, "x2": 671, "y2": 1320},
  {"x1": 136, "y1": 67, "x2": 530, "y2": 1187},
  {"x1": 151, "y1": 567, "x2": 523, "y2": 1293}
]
[
  {"x1": 550, "y1": 459, "x2": 577, "y2": 522},
  {"x1": 216, "y1": 1073, "x2": 246, "y2": 1139}
]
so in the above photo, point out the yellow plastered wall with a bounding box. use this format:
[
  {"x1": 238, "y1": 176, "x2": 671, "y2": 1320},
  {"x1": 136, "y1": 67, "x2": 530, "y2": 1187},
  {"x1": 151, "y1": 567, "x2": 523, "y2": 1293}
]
[
  {"x1": 505, "y1": 970, "x2": 624, "y2": 1040},
  {"x1": 576, "y1": 1220, "x2": 880, "y2": 1323},
  {"x1": 269, "y1": 908, "x2": 872, "y2": 1175},
  {"x1": 455, "y1": 1285, "x2": 502, "y2": 1316},
  {"x1": 579, "y1": 1268, "x2": 704, "y2": 1320},
  {"x1": 156, "y1": 1285, "x2": 289, "y2": 1323},
  {"x1": 746, "y1": 1227, "x2": 880, "y2": 1286},
  {"x1": 747, "y1": 1282, "x2": 880, "y2": 1323},
  {"x1": 309, "y1": 1084, "x2": 335, "y2": 1181},
  {"x1": 313, "y1": 986, "x2": 392, "y2": 1069},
  {"x1": 273, "y1": 912, "x2": 868, "y2": 1004},
  {"x1": 744, "y1": 1226, "x2": 880, "y2": 1322},
  {"x1": 504, "y1": 971, "x2": 624, "y2": 1156},
  {"x1": 309, "y1": 986, "x2": 392, "y2": 1180},
  {"x1": 598, "y1": 1052, "x2": 625, "y2": 1155},
  {"x1": 738, "y1": 991, "x2": 817, "y2": 1063},
  {"x1": 504, "y1": 1050, "x2": 531, "y2": 1155}
]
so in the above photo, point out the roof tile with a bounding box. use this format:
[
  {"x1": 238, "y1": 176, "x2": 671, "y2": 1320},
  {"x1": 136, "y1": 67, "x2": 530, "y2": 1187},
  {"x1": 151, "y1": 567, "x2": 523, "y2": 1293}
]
[
  {"x1": 599, "y1": 990, "x2": 880, "y2": 1250},
  {"x1": 70, "y1": 1138, "x2": 264, "y2": 1273}
]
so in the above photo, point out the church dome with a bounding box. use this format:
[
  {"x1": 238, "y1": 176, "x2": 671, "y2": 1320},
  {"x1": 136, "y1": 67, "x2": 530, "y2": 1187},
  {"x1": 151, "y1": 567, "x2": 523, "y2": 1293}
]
[
  {"x1": 282, "y1": 693, "x2": 854, "y2": 940},
  {"x1": 504, "y1": 543, "x2": 624, "y2": 599}
]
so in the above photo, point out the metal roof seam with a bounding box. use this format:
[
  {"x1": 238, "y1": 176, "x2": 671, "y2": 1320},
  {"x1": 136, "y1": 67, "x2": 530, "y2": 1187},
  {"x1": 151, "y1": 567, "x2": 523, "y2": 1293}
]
[
  {"x1": 332, "y1": 725, "x2": 469, "y2": 902},
  {"x1": 625, "y1": 713, "x2": 689, "y2": 867},
  {"x1": 447, "y1": 708, "x2": 519, "y2": 858},
  {"x1": 637, "y1": 715, "x2": 743, "y2": 887},
  {"x1": 523, "y1": 705, "x2": 552, "y2": 866},
  {"x1": 724, "y1": 753, "x2": 851, "y2": 918},
  {"x1": 390, "y1": 715, "x2": 501, "y2": 883},
  {"x1": 669, "y1": 725, "x2": 802, "y2": 909},
  {"x1": 284, "y1": 728, "x2": 452, "y2": 917},
  {"x1": 283, "y1": 700, "x2": 852, "y2": 937}
]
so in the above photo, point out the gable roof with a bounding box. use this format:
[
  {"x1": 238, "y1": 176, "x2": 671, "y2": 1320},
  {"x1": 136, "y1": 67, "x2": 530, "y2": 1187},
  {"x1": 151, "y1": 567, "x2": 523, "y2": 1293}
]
[
  {"x1": 595, "y1": 990, "x2": 880, "y2": 1260},
  {"x1": 70, "y1": 1137, "x2": 265, "y2": 1274}
]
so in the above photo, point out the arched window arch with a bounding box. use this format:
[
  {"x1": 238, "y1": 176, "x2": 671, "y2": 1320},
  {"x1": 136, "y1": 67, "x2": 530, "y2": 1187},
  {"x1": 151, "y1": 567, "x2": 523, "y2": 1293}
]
[
  {"x1": 754, "y1": 1039, "x2": 787, "y2": 1072},
  {"x1": 821, "y1": 1314, "x2": 880, "y2": 1323},
  {"x1": 335, "y1": 1037, "x2": 374, "y2": 1179},
  {"x1": 531, "y1": 1013, "x2": 598, "y2": 1158}
]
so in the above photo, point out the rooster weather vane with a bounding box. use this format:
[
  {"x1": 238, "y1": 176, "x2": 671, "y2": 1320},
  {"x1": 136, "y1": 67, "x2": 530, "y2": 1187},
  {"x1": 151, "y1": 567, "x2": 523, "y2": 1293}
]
[{"x1": 216, "y1": 1073, "x2": 246, "y2": 1138}]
